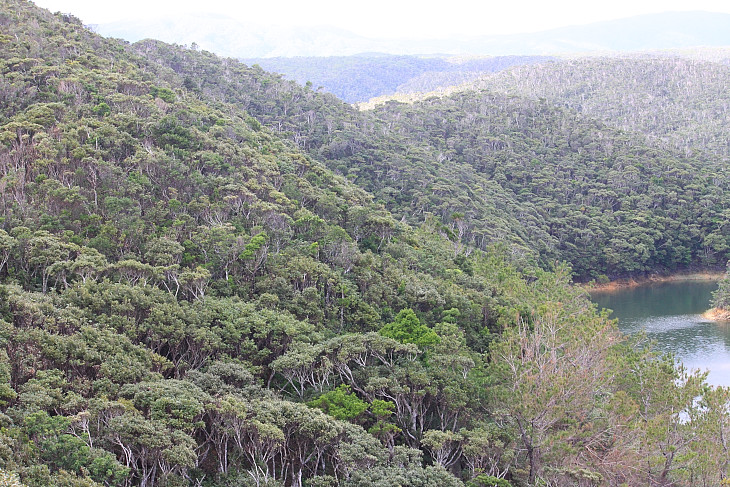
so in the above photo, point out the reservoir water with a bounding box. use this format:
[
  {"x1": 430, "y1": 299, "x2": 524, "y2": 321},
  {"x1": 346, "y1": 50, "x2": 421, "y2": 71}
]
[{"x1": 590, "y1": 280, "x2": 730, "y2": 387}]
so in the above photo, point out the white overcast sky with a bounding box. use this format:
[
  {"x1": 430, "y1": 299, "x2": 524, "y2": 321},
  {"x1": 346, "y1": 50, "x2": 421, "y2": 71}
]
[{"x1": 32, "y1": 0, "x2": 730, "y2": 38}]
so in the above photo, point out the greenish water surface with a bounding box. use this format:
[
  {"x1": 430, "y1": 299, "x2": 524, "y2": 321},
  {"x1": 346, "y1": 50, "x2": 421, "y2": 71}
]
[{"x1": 591, "y1": 280, "x2": 730, "y2": 386}]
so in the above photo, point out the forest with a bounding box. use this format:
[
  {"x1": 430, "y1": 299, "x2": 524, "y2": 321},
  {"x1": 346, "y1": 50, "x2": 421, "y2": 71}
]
[
  {"x1": 0, "y1": 1, "x2": 730, "y2": 486},
  {"x1": 242, "y1": 55, "x2": 552, "y2": 103},
  {"x1": 473, "y1": 56, "x2": 730, "y2": 159},
  {"x1": 140, "y1": 42, "x2": 730, "y2": 281}
]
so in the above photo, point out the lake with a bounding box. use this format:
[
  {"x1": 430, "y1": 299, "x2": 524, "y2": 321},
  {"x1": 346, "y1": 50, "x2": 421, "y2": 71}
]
[{"x1": 590, "y1": 279, "x2": 730, "y2": 387}]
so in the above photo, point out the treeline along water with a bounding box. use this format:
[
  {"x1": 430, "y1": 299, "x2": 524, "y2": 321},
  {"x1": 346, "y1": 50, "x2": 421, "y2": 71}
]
[{"x1": 591, "y1": 280, "x2": 730, "y2": 386}]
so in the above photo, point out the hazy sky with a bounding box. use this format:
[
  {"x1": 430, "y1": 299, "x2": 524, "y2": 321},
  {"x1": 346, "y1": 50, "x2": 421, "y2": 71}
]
[{"x1": 32, "y1": 0, "x2": 730, "y2": 38}]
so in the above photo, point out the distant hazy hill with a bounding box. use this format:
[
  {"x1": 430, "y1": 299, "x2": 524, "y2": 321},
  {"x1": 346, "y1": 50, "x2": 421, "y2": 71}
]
[
  {"x1": 244, "y1": 55, "x2": 552, "y2": 103},
  {"x1": 473, "y1": 56, "x2": 730, "y2": 159},
  {"x1": 94, "y1": 11, "x2": 730, "y2": 58},
  {"x1": 463, "y1": 11, "x2": 730, "y2": 54},
  {"x1": 94, "y1": 13, "x2": 377, "y2": 58}
]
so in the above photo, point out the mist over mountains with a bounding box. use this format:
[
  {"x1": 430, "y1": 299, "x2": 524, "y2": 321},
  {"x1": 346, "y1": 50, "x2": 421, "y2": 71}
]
[{"x1": 93, "y1": 11, "x2": 730, "y2": 58}]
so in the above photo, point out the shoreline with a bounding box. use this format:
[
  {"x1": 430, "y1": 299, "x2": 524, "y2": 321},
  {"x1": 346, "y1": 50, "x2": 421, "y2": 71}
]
[
  {"x1": 703, "y1": 308, "x2": 730, "y2": 322},
  {"x1": 583, "y1": 271, "x2": 724, "y2": 293}
]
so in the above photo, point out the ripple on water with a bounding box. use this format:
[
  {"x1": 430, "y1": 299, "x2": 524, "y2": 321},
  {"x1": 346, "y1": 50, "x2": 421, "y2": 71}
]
[
  {"x1": 590, "y1": 280, "x2": 730, "y2": 386},
  {"x1": 622, "y1": 314, "x2": 710, "y2": 334}
]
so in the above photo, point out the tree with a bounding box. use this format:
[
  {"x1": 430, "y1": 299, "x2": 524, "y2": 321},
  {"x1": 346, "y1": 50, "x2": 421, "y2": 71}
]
[
  {"x1": 26, "y1": 231, "x2": 76, "y2": 293},
  {"x1": 460, "y1": 425, "x2": 516, "y2": 481},
  {"x1": 489, "y1": 301, "x2": 620, "y2": 485},
  {"x1": 239, "y1": 232, "x2": 268, "y2": 291},
  {"x1": 69, "y1": 246, "x2": 108, "y2": 284},
  {"x1": 0, "y1": 230, "x2": 15, "y2": 276},
  {"x1": 177, "y1": 266, "x2": 211, "y2": 300},
  {"x1": 143, "y1": 237, "x2": 183, "y2": 267},
  {"x1": 106, "y1": 412, "x2": 196, "y2": 487},
  {"x1": 683, "y1": 385, "x2": 730, "y2": 485},
  {"x1": 308, "y1": 385, "x2": 369, "y2": 421},
  {"x1": 378, "y1": 308, "x2": 439, "y2": 350},
  {"x1": 421, "y1": 429, "x2": 462, "y2": 469},
  {"x1": 23, "y1": 411, "x2": 128, "y2": 486},
  {"x1": 712, "y1": 261, "x2": 730, "y2": 310},
  {"x1": 342, "y1": 446, "x2": 463, "y2": 487},
  {"x1": 610, "y1": 343, "x2": 708, "y2": 486}
]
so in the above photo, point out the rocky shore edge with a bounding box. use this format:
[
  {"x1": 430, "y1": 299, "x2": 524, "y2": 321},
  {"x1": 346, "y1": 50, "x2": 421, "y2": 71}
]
[
  {"x1": 702, "y1": 308, "x2": 730, "y2": 322},
  {"x1": 584, "y1": 272, "x2": 724, "y2": 293}
]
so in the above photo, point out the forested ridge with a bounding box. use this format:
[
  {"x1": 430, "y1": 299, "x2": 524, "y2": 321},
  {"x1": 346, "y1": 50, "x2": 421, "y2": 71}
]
[
  {"x1": 1, "y1": 1, "x2": 730, "y2": 487},
  {"x1": 351, "y1": 93, "x2": 730, "y2": 280},
  {"x1": 136, "y1": 43, "x2": 730, "y2": 281},
  {"x1": 474, "y1": 56, "x2": 730, "y2": 160}
]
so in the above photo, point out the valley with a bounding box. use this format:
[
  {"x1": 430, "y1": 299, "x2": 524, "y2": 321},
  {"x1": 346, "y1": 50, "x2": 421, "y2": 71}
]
[{"x1": 0, "y1": 1, "x2": 730, "y2": 486}]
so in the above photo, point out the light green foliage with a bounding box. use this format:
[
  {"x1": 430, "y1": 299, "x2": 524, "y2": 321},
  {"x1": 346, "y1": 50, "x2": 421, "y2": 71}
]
[
  {"x1": 378, "y1": 308, "x2": 440, "y2": 349},
  {"x1": 307, "y1": 385, "x2": 368, "y2": 421},
  {"x1": 344, "y1": 463, "x2": 464, "y2": 487},
  {"x1": 466, "y1": 475, "x2": 512, "y2": 487},
  {"x1": 368, "y1": 399, "x2": 395, "y2": 418},
  {"x1": 239, "y1": 232, "x2": 268, "y2": 262}
]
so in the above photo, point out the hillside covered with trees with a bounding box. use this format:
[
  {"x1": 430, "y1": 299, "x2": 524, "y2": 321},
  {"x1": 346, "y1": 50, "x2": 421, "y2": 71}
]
[
  {"x1": 137, "y1": 43, "x2": 730, "y2": 281},
  {"x1": 1, "y1": 1, "x2": 730, "y2": 487},
  {"x1": 475, "y1": 56, "x2": 730, "y2": 160}
]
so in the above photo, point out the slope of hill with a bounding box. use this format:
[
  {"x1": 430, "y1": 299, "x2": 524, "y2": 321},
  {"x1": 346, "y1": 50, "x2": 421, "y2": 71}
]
[
  {"x1": 135, "y1": 41, "x2": 730, "y2": 281},
  {"x1": 2, "y1": 2, "x2": 730, "y2": 487},
  {"x1": 0, "y1": 2, "x2": 531, "y2": 486},
  {"x1": 337, "y1": 92, "x2": 730, "y2": 280},
  {"x1": 474, "y1": 56, "x2": 730, "y2": 160}
]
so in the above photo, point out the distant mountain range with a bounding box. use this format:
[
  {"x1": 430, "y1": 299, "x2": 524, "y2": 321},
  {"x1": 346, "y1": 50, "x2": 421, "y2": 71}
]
[
  {"x1": 243, "y1": 55, "x2": 554, "y2": 103},
  {"x1": 94, "y1": 11, "x2": 730, "y2": 58}
]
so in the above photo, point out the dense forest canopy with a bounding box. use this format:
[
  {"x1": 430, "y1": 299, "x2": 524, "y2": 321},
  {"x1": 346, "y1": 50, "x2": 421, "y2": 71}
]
[
  {"x1": 0, "y1": 1, "x2": 729, "y2": 487},
  {"x1": 137, "y1": 43, "x2": 730, "y2": 281},
  {"x1": 473, "y1": 56, "x2": 730, "y2": 160}
]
